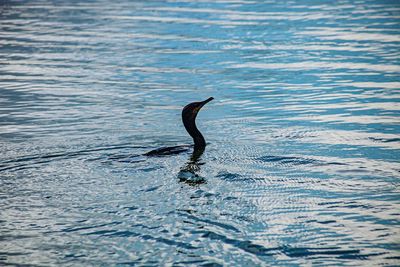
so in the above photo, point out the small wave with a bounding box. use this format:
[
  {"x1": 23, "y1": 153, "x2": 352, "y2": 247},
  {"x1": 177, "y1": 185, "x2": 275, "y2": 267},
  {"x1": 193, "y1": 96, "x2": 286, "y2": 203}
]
[
  {"x1": 257, "y1": 155, "x2": 346, "y2": 167},
  {"x1": 177, "y1": 210, "x2": 240, "y2": 233},
  {"x1": 0, "y1": 144, "x2": 146, "y2": 172},
  {"x1": 196, "y1": 230, "x2": 373, "y2": 260}
]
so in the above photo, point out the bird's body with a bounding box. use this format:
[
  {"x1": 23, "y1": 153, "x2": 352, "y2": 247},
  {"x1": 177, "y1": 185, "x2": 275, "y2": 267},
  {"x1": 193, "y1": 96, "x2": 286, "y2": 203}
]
[
  {"x1": 145, "y1": 97, "x2": 213, "y2": 157},
  {"x1": 144, "y1": 145, "x2": 191, "y2": 157}
]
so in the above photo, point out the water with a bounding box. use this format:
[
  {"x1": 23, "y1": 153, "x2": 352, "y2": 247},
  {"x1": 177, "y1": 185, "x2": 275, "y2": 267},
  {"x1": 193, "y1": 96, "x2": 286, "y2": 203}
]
[{"x1": 1, "y1": 0, "x2": 399, "y2": 265}]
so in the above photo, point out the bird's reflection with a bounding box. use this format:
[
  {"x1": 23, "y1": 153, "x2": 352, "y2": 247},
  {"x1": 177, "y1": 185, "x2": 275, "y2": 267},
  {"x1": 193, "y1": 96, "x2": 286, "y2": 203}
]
[{"x1": 177, "y1": 148, "x2": 206, "y2": 184}]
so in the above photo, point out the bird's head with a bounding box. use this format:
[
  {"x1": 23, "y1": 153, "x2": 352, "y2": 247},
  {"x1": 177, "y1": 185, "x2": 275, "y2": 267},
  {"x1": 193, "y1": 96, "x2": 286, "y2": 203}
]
[{"x1": 182, "y1": 97, "x2": 214, "y2": 122}]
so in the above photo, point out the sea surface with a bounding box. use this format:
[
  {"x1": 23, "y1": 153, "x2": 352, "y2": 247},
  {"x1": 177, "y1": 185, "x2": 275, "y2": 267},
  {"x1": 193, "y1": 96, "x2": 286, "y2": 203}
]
[{"x1": 1, "y1": 0, "x2": 399, "y2": 266}]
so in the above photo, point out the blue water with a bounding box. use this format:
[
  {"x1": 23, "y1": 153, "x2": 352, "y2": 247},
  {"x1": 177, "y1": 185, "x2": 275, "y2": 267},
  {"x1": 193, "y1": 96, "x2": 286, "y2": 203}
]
[{"x1": 1, "y1": 0, "x2": 399, "y2": 266}]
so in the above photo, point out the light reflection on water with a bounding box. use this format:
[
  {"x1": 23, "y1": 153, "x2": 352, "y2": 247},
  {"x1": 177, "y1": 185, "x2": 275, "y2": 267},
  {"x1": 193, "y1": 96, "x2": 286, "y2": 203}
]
[{"x1": 1, "y1": 0, "x2": 399, "y2": 266}]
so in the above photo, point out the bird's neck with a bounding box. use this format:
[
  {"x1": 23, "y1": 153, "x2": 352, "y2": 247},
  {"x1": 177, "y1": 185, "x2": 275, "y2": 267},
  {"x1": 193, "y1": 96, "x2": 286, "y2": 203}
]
[
  {"x1": 184, "y1": 119, "x2": 206, "y2": 150},
  {"x1": 192, "y1": 128, "x2": 206, "y2": 150}
]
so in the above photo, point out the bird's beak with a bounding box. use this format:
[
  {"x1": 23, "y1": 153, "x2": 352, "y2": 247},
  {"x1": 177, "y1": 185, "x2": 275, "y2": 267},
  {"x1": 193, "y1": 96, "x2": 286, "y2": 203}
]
[
  {"x1": 199, "y1": 97, "x2": 214, "y2": 108},
  {"x1": 193, "y1": 97, "x2": 214, "y2": 114}
]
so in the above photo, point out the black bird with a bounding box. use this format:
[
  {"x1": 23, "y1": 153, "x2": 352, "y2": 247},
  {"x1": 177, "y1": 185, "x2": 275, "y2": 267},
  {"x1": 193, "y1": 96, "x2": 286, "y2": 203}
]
[{"x1": 145, "y1": 97, "x2": 214, "y2": 157}]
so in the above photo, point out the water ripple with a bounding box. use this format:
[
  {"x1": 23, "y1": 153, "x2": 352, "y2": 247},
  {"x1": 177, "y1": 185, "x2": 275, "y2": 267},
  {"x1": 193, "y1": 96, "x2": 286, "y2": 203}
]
[{"x1": 1, "y1": 0, "x2": 399, "y2": 266}]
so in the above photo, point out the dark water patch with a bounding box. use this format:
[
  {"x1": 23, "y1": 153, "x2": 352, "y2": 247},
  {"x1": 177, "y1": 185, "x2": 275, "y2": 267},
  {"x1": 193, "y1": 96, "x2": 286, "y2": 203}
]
[
  {"x1": 199, "y1": 263, "x2": 223, "y2": 267},
  {"x1": 318, "y1": 220, "x2": 337, "y2": 224},
  {"x1": 369, "y1": 137, "x2": 400, "y2": 143},
  {"x1": 91, "y1": 227, "x2": 197, "y2": 250},
  {"x1": 223, "y1": 196, "x2": 238, "y2": 201},
  {"x1": 281, "y1": 246, "x2": 361, "y2": 259},
  {"x1": 141, "y1": 234, "x2": 197, "y2": 250},
  {"x1": 122, "y1": 205, "x2": 139, "y2": 211},
  {"x1": 117, "y1": 260, "x2": 144, "y2": 266},
  {"x1": 178, "y1": 211, "x2": 240, "y2": 233},
  {"x1": 216, "y1": 171, "x2": 243, "y2": 181},
  {"x1": 140, "y1": 166, "x2": 161, "y2": 172},
  {"x1": 0, "y1": 234, "x2": 37, "y2": 241},
  {"x1": 62, "y1": 221, "x2": 121, "y2": 233},
  {"x1": 258, "y1": 155, "x2": 318, "y2": 166},
  {"x1": 84, "y1": 229, "x2": 117, "y2": 236},
  {"x1": 133, "y1": 223, "x2": 162, "y2": 231},
  {"x1": 211, "y1": 229, "x2": 372, "y2": 259},
  {"x1": 196, "y1": 230, "x2": 275, "y2": 257},
  {"x1": 140, "y1": 185, "x2": 162, "y2": 192},
  {"x1": 385, "y1": 256, "x2": 400, "y2": 260},
  {"x1": 215, "y1": 171, "x2": 266, "y2": 183},
  {"x1": 319, "y1": 200, "x2": 376, "y2": 210},
  {"x1": 0, "y1": 252, "x2": 29, "y2": 258},
  {"x1": 258, "y1": 155, "x2": 347, "y2": 167},
  {"x1": 306, "y1": 219, "x2": 337, "y2": 225},
  {"x1": 64, "y1": 253, "x2": 86, "y2": 259},
  {"x1": 107, "y1": 230, "x2": 140, "y2": 238},
  {"x1": 0, "y1": 262, "x2": 43, "y2": 267},
  {"x1": 173, "y1": 260, "x2": 222, "y2": 267},
  {"x1": 197, "y1": 230, "x2": 379, "y2": 260}
]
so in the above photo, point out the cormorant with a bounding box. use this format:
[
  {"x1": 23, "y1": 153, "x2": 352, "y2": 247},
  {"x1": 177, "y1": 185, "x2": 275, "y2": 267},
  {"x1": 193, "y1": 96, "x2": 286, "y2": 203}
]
[{"x1": 145, "y1": 97, "x2": 214, "y2": 156}]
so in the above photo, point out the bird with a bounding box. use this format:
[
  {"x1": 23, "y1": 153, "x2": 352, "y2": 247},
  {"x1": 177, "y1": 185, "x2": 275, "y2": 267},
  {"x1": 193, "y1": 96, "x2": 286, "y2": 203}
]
[{"x1": 144, "y1": 97, "x2": 214, "y2": 157}]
